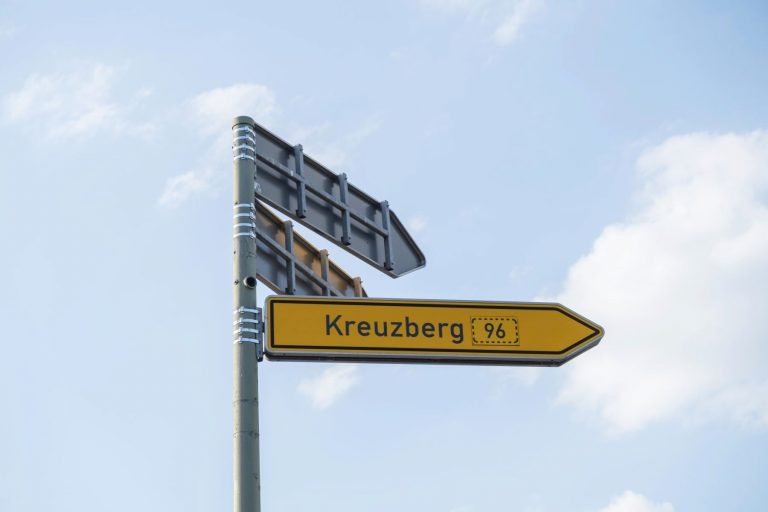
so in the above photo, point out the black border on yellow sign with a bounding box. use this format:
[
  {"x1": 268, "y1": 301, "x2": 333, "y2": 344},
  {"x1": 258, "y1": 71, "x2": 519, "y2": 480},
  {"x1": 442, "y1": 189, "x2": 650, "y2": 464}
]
[{"x1": 265, "y1": 297, "x2": 604, "y2": 366}]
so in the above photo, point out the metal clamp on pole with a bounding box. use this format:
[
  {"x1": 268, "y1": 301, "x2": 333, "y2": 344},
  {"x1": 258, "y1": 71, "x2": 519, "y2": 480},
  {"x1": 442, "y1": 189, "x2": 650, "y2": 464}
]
[
  {"x1": 233, "y1": 306, "x2": 264, "y2": 360},
  {"x1": 233, "y1": 203, "x2": 257, "y2": 239},
  {"x1": 232, "y1": 124, "x2": 256, "y2": 161}
]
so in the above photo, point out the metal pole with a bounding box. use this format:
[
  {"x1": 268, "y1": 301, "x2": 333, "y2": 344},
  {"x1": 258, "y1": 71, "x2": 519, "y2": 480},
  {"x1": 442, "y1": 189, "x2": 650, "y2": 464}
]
[{"x1": 231, "y1": 116, "x2": 261, "y2": 512}]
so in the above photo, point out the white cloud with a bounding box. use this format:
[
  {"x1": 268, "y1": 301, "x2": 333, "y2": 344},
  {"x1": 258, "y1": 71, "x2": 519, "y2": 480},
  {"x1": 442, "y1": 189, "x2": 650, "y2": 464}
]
[
  {"x1": 290, "y1": 116, "x2": 382, "y2": 170},
  {"x1": 507, "y1": 266, "x2": 530, "y2": 283},
  {"x1": 420, "y1": 0, "x2": 540, "y2": 45},
  {"x1": 2, "y1": 64, "x2": 153, "y2": 139},
  {"x1": 408, "y1": 215, "x2": 428, "y2": 233},
  {"x1": 490, "y1": 367, "x2": 541, "y2": 393},
  {"x1": 157, "y1": 168, "x2": 216, "y2": 209},
  {"x1": 492, "y1": 0, "x2": 536, "y2": 44},
  {"x1": 135, "y1": 87, "x2": 153, "y2": 99},
  {"x1": 555, "y1": 132, "x2": 768, "y2": 433},
  {"x1": 0, "y1": 23, "x2": 19, "y2": 38},
  {"x1": 191, "y1": 83, "x2": 275, "y2": 135},
  {"x1": 160, "y1": 84, "x2": 379, "y2": 208},
  {"x1": 595, "y1": 491, "x2": 674, "y2": 512},
  {"x1": 158, "y1": 83, "x2": 276, "y2": 208},
  {"x1": 298, "y1": 364, "x2": 360, "y2": 409}
]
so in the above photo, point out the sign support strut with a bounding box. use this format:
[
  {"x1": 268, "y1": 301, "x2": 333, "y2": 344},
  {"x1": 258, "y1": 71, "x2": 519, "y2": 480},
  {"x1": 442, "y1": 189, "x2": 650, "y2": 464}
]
[{"x1": 232, "y1": 116, "x2": 261, "y2": 512}]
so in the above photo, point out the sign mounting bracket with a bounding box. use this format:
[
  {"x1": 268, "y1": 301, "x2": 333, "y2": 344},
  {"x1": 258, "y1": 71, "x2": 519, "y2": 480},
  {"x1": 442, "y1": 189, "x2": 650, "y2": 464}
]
[{"x1": 233, "y1": 306, "x2": 264, "y2": 361}]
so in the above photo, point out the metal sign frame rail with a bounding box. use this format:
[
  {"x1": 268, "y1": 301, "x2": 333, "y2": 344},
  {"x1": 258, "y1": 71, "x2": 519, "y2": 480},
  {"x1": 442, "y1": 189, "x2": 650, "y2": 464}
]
[{"x1": 249, "y1": 201, "x2": 366, "y2": 298}]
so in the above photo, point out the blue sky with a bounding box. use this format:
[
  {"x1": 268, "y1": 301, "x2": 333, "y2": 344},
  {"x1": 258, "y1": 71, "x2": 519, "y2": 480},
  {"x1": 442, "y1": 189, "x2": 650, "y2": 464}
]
[{"x1": 2, "y1": 1, "x2": 768, "y2": 511}]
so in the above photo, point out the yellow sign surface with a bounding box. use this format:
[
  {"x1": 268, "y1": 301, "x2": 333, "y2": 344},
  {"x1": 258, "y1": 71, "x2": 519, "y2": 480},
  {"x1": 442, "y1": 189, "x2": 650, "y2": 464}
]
[{"x1": 265, "y1": 296, "x2": 603, "y2": 366}]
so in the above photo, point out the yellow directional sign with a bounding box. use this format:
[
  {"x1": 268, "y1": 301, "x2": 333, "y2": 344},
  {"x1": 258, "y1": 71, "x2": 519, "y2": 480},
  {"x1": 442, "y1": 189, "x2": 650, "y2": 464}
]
[{"x1": 265, "y1": 296, "x2": 604, "y2": 366}]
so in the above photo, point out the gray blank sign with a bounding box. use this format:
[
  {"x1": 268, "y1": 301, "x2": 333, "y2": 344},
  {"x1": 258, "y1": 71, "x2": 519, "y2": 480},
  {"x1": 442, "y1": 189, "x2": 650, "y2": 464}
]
[{"x1": 251, "y1": 123, "x2": 426, "y2": 278}]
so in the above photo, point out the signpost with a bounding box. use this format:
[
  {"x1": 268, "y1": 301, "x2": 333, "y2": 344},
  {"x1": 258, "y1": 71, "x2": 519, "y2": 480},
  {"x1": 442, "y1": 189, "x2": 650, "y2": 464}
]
[
  {"x1": 265, "y1": 296, "x2": 603, "y2": 366},
  {"x1": 231, "y1": 116, "x2": 425, "y2": 512},
  {"x1": 232, "y1": 117, "x2": 261, "y2": 512},
  {"x1": 229, "y1": 115, "x2": 604, "y2": 512}
]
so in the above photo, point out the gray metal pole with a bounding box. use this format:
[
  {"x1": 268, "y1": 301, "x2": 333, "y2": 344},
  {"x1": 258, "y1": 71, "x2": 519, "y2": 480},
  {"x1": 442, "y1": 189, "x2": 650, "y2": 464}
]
[{"x1": 231, "y1": 116, "x2": 261, "y2": 512}]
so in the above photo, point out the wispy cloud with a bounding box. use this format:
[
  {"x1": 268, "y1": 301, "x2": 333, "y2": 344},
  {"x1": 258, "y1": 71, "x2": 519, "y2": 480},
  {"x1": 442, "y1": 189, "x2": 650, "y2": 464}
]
[
  {"x1": 507, "y1": 266, "x2": 530, "y2": 283},
  {"x1": 191, "y1": 83, "x2": 275, "y2": 136},
  {"x1": 492, "y1": 366, "x2": 540, "y2": 388},
  {"x1": 157, "y1": 168, "x2": 216, "y2": 209},
  {"x1": 555, "y1": 131, "x2": 768, "y2": 433},
  {"x1": 420, "y1": 0, "x2": 541, "y2": 45},
  {"x1": 408, "y1": 215, "x2": 428, "y2": 234},
  {"x1": 492, "y1": 0, "x2": 537, "y2": 44},
  {"x1": 289, "y1": 115, "x2": 382, "y2": 170},
  {"x1": 488, "y1": 366, "x2": 541, "y2": 400},
  {"x1": 298, "y1": 364, "x2": 360, "y2": 409},
  {"x1": 2, "y1": 64, "x2": 154, "y2": 139},
  {"x1": 158, "y1": 83, "x2": 276, "y2": 209},
  {"x1": 0, "y1": 23, "x2": 19, "y2": 39},
  {"x1": 595, "y1": 491, "x2": 674, "y2": 512},
  {"x1": 159, "y1": 84, "x2": 381, "y2": 208}
]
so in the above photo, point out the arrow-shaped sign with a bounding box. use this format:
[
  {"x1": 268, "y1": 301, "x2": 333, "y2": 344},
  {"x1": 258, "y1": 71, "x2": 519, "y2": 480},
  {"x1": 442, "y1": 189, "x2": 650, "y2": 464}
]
[
  {"x1": 233, "y1": 118, "x2": 426, "y2": 278},
  {"x1": 264, "y1": 296, "x2": 604, "y2": 366}
]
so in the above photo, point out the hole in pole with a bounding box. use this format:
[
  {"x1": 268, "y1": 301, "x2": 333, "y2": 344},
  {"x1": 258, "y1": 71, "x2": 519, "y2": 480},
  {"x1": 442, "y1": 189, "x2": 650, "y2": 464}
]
[{"x1": 244, "y1": 276, "x2": 257, "y2": 288}]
